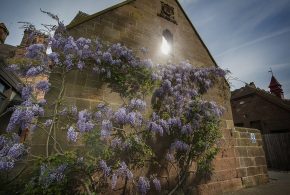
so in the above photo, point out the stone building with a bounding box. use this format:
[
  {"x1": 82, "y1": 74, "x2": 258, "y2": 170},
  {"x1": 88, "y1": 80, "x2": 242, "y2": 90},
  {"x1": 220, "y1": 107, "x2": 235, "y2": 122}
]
[
  {"x1": 36, "y1": 0, "x2": 268, "y2": 193},
  {"x1": 231, "y1": 76, "x2": 290, "y2": 170},
  {"x1": 0, "y1": 23, "x2": 47, "y2": 133},
  {"x1": 231, "y1": 78, "x2": 290, "y2": 134},
  {"x1": 0, "y1": 23, "x2": 22, "y2": 132}
]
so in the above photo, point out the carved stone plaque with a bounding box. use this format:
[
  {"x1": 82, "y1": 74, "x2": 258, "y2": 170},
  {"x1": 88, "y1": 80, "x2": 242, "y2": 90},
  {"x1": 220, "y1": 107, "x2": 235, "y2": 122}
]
[{"x1": 157, "y1": 1, "x2": 177, "y2": 25}]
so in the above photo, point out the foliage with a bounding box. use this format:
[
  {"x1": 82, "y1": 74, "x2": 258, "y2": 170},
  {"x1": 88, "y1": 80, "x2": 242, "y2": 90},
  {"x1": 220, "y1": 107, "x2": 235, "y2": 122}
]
[{"x1": 0, "y1": 11, "x2": 228, "y2": 194}]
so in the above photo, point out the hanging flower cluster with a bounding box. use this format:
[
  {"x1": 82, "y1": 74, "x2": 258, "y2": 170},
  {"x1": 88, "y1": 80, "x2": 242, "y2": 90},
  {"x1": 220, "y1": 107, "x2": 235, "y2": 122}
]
[{"x1": 0, "y1": 134, "x2": 27, "y2": 170}]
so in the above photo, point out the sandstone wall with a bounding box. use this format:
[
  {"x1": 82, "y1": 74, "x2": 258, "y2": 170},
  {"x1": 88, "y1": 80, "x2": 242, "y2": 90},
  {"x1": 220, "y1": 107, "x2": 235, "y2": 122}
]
[
  {"x1": 66, "y1": 0, "x2": 233, "y2": 122},
  {"x1": 195, "y1": 126, "x2": 268, "y2": 194},
  {"x1": 234, "y1": 127, "x2": 268, "y2": 187},
  {"x1": 29, "y1": 0, "x2": 268, "y2": 194}
]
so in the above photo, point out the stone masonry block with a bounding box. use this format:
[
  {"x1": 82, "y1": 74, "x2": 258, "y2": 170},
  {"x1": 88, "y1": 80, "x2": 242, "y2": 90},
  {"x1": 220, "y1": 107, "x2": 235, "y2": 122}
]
[
  {"x1": 242, "y1": 174, "x2": 268, "y2": 188},
  {"x1": 211, "y1": 169, "x2": 237, "y2": 182},
  {"x1": 237, "y1": 167, "x2": 247, "y2": 177},
  {"x1": 239, "y1": 132, "x2": 249, "y2": 138},
  {"x1": 247, "y1": 167, "x2": 262, "y2": 176},
  {"x1": 247, "y1": 147, "x2": 264, "y2": 157},
  {"x1": 216, "y1": 148, "x2": 235, "y2": 158},
  {"x1": 239, "y1": 157, "x2": 255, "y2": 167},
  {"x1": 233, "y1": 131, "x2": 240, "y2": 138},
  {"x1": 213, "y1": 157, "x2": 237, "y2": 171},
  {"x1": 235, "y1": 147, "x2": 248, "y2": 157},
  {"x1": 197, "y1": 178, "x2": 242, "y2": 195},
  {"x1": 221, "y1": 120, "x2": 234, "y2": 129}
]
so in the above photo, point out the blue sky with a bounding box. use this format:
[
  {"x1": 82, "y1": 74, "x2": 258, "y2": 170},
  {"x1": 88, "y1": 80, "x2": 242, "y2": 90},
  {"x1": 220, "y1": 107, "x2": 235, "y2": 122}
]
[{"x1": 1, "y1": 0, "x2": 290, "y2": 97}]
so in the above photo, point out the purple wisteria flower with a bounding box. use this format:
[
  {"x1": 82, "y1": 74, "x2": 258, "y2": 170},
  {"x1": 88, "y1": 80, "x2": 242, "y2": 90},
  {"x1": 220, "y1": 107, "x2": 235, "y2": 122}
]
[
  {"x1": 6, "y1": 102, "x2": 41, "y2": 132},
  {"x1": 129, "y1": 99, "x2": 146, "y2": 111},
  {"x1": 127, "y1": 112, "x2": 142, "y2": 127},
  {"x1": 111, "y1": 162, "x2": 133, "y2": 189},
  {"x1": 114, "y1": 108, "x2": 127, "y2": 125},
  {"x1": 137, "y1": 177, "x2": 150, "y2": 195},
  {"x1": 7, "y1": 143, "x2": 26, "y2": 159},
  {"x1": 21, "y1": 86, "x2": 33, "y2": 100},
  {"x1": 181, "y1": 124, "x2": 193, "y2": 135},
  {"x1": 48, "y1": 52, "x2": 59, "y2": 64},
  {"x1": 142, "y1": 59, "x2": 153, "y2": 68},
  {"x1": 7, "y1": 64, "x2": 19, "y2": 72},
  {"x1": 101, "y1": 120, "x2": 112, "y2": 138},
  {"x1": 77, "y1": 60, "x2": 85, "y2": 70},
  {"x1": 111, "y1": 138, "x2": 123, "y2": 149},
  {"x1": 159, "y1": 119, "x2": 169, "y2": 134},
  {"x1": 165, "y1": 153, "x2": 175, "y2": 162},
  {"x1": 171, "y1": 140, "x2": 189, "y2": 151},
  {"x1": 0, "y1": 134, "x2": 26, "y2": 170},
  {"x1": 38, "y1": 99, "x2": 47, "y2": 106},
  {"x1": 64, "y1": 36, "x2": 77, "y2": 53},
  {"x1": 67, "y1": 126, "x2": 78, "y2": 142},
  {"x1": 116, "y1": 162, "x2": 133, "y2": 180},
  {"x1": 99, "y1": 160, "x2": 111, "y2": 176},
  {"x1": 44, "y1": 119, "x2": 53, "y2": 127},
  {"x1": 64, "y1": 54, "x2": 74, "y2": 70},
  {"x1": 111, "y1": 173, "x2": 117, "y2": 189},
  {"x1": 168, "y1": 117, "x2": 182, "y2": 128},
  {"x1": 6, "y1": 108, "x2": 22, "y2": 132},
  {"x1": 102, "y1": 52, "x2": 113, "y2": 63},
  {"x1": 35, "y1": 80, "x2": 51, "y2": 92},
  {"x1": 95, "y1": 111, "x2": 102, "y2": 121},
  {"x1": 39, "y1": 163, "x2": 67, "y2": 188},
  {"x1": 77, "y1": 110, "x2": 94, "y2": 132},
  {"x1": 26, "y1": 66, "x2": 44, "y2": 77},
  {"x1": 0, "y1": 160, "x2": 15, "y2": 170},
  {"x1": 32, "y1": 104, "x2": 44, "y2": 116},
  {"x1": 26, "y1": 44, "x2": 45, "y2": 59},
  {"x1": 152, "y1": 178, "x2": 161, "y2": 191},
  {"x1": 148, "y1": 121, "x2": 163, "y2": 136},
  {"x1": 140, "y1": 47, "x2": 148, "y2": 54},
  {"x1": 51, "y1": 164, "x2": 67, "y2": 182}
]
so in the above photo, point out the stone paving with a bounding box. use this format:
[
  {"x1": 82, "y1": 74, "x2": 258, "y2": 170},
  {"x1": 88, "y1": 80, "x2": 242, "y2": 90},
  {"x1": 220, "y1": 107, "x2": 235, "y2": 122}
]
[{"x1": 223, "y1": 171, "x2": 290, "y2": 195}]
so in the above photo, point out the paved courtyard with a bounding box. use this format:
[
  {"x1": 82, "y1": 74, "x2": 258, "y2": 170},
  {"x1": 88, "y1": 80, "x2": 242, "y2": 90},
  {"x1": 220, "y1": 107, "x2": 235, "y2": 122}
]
[{"x1": 224, "y1": 171, "x2": 290, "y2": 195}]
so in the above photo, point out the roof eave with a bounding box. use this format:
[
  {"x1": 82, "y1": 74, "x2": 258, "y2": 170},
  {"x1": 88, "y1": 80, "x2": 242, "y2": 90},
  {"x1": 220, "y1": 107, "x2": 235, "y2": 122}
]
[{"x1": 66, "y1": 0, "x2": 136, "y2": 30}]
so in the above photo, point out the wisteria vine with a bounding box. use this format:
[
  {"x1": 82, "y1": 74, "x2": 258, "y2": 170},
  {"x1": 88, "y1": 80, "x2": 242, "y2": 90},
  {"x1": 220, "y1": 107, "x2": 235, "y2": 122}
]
[{"x1": 0, "y1": 11, "x2": 228, "y2": 194}]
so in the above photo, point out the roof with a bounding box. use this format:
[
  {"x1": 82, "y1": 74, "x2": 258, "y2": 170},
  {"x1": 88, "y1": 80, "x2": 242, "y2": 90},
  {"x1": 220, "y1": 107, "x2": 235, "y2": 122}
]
[
  {"x1": 66, "y1": 0, "x2": 135, "y2": 29},
  {"x1": 67, "y1": 11, "x2": 90, "y2": 27},
  {"x1": 0, "y1": 59, "x2": 22, "y2": 92},
  {"x1": 269, "y1": 75, "x2": 282, "y2": 88},
  {"x1": 0, "y1": 44, "x2": 16, "y2": 59},
  {"x1": 231, "y1": 85, "x2": 290, "y2": 112}
]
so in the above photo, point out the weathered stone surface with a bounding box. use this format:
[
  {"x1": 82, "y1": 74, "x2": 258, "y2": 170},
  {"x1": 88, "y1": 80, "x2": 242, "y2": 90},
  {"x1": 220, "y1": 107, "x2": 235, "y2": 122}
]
[
  {"x1": 197, "y1": 178, "x2": 243, "y2": 195},
  {"x1": 233, "y1": 127, "x2": 269, "y2": 189}
]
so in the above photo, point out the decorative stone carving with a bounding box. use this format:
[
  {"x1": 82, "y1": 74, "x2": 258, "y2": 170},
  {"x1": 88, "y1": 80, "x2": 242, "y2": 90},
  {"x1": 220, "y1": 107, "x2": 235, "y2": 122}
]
[{"x1": 157, "y1": 1, "x2": 177, "y2": 25}]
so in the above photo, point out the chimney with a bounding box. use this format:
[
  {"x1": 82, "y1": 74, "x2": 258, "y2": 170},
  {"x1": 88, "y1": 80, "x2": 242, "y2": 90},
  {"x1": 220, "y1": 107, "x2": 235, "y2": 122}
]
[
  {"x1": 269, "y1": 75, "x2": 284, "y2": 99},
  {"x1": 0, "y1": 23, "x2": 9, "y2": 44},
  {"x1": 19, "y1": 29, "x2": 48, "y2": 47},
  {"x1": 248, "y1": 82, "x2": 256, "y2": 88}
]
